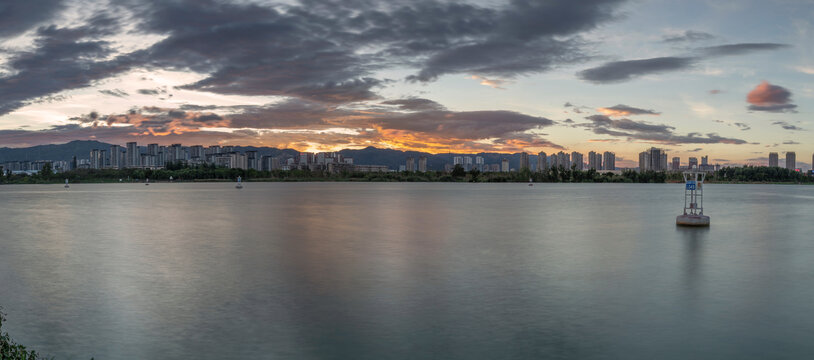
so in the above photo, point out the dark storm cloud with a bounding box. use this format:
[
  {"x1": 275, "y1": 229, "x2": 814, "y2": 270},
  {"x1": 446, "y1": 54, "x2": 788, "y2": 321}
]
[
  {"x1": 577, "y1": 57, "x2": 696, "y2": 83},
  {"x1": 406, "y1": 0, "x2": 623, "y2": 81},
  {"x1": 0, "y1": 0, "x2": 65, "y2": 38},
  {"x1": 137, "y1": 0, "x2": 624, "y2": 95},
  {"x1": 167, "y1": 110, "x2": 186, "y2": 118},
  {"x1": 579, "y1": 42, "x2": 789, "y2": 84},
  {"x1": 408, "y1": 39, "x2": 582, "y2": 82},
  {"x1": 136, "y1": 0, "x2": 382, "y2": 103},
  {"x1": 0, "y1": 14, "x2": 140, "y2": 115},
  {"x1": 581, "y1": 114, "x2": 747, "y2": 145},
  {"x1": 783, "y1": 140, "x2": 799, "y2": 145},
  {"x1": 229, "y1": 98, "x2": 556, "y2": 141},
  {"x1": 380, "y1": 98, "x2": 446, "y2": 111},
  {"x1": 662, "y1": 30, "x2": 715, "y2": 43},
  {"x1": 0, "y1": 0, "x2": 631, "y2": 113},
  {"x1": 585, "y1": 115, "x2": 673, "y2": 133},
  {"x1": 227, "y1": 99, "x2": 334, "y2": 129},
  {"x1": 370, "y1": 110, "x2": 555, "y2": 140},
  {"x1": 771, "y1": 121, "x2": 805, "y2": 131},
  {"x1": 2, "y1": 96, "x2": 561, "y2": 152},
  {"x1": 699, "y1": 43, "x2": 790, "y2": 57}
]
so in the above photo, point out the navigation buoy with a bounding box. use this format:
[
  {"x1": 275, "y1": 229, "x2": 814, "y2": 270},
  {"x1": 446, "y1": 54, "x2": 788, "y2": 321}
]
[
  {"x1": 676, "y1": 171, "x2": 710, "y2": 226},
  {"x1": 64, "y1": 179, "x2": 70, "y2": 189}
]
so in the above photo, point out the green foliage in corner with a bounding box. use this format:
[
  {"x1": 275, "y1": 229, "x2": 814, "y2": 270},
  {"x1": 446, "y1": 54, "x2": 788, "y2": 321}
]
[{"x1": 0, "y1": 309, "x2": 47, "y2": 360}]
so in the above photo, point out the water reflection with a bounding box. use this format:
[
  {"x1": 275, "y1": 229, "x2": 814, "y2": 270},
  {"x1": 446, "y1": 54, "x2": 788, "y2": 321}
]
[
  {"x1": 676, "y1": 226, "x2": 709, "y2": 306},
  {"x1": 2, "y1": 183, "x2": 814, "y2": 360}
]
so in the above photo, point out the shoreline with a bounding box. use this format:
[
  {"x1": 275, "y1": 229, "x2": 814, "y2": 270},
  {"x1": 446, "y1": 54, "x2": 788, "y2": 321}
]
[{"x1": 2, "y1": 179, "x2": 811, "y2": 185}]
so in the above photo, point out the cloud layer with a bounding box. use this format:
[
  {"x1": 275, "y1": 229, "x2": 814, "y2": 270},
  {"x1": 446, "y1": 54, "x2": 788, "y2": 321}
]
[
  {"x1": 0, "y1": 98, "x2": 561, "y2": 153},
  {"x1": 746, "y1": 81, "x2": 797, "y2": 113},
  {"x1": 578, "y1": 43, "x2": 789, "y2": 83},
  {"x1": 579, "y1": 114, "x2": 747, "y2": 145}
]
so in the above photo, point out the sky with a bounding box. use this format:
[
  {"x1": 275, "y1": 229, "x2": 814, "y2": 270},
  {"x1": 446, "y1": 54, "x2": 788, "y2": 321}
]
[{"x1": 0, "y1": 0, "x2": 811, "y2": 168}]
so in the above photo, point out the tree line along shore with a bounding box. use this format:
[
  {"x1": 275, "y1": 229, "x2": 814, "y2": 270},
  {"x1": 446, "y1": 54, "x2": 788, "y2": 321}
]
[{"x1": 1, "y1": 163, "x2": 811, "y2": 185}]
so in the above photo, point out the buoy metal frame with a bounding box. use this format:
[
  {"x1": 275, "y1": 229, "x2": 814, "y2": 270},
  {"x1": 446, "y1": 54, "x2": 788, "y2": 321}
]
[{"x1": 676, "y1": 170, "x2": 710, "y2": 226}]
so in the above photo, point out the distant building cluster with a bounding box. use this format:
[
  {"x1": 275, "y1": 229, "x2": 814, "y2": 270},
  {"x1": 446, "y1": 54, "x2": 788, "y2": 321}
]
[
  {"x1": 541, "y1": 151, "x2": 616, "y2": 172},
  {"x1": 3, "y1": 142, "x2": 812, "y2": 176},
  {"x1": 1, "y1": 160, "x2": 70, "y2": 175},
  {"x1": 446, "y1": 155, "x2": 494, "y2": 172},
  {"x1": 768, "y1": 151, "x2": 803, "y2": 172},
  {"x1": 0, "y1": 142, "x2": 396, "y2": 174},
  {"x1": 435, "y1": 150, "x2": 617, "y2": 173},
  {"x1": 640, "y1": 147, "x2": 718, "y2": 172},
  {"x1": 82, "y1": 142, "x2": 355, "y2": 172},
  {"x1": 79, "y1": 142, "x2": 394, "y2": 173}
]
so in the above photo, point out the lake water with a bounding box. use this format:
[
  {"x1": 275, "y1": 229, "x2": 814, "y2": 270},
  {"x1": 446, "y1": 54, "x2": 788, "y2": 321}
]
[{"x1": 1, "y1": 183, "x2": 813, "y2": 359}]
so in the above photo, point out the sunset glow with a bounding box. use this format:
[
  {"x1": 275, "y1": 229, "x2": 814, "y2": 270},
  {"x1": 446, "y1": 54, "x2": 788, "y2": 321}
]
[{"x1": 0, "y1": 0, "x2": 810, "y2": 167}]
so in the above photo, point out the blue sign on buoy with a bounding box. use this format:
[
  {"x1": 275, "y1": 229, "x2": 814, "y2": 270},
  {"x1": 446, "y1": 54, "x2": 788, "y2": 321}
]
[{"x1": 686, "y1": 181, "x2": 696, "y2": 190}]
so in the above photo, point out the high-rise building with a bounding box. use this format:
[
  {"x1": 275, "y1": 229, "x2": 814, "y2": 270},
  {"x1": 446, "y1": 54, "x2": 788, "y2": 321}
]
[
  {"x1": 464, "y1": 156, "x2": 473, "y2": 171},
  {"x1": 110, "y1": 145, "x2": 122, "y2": 169},
  {"x1": 556, "y1": 151, "x2": 570, "y2": 169},
  {"x1": 147, "y1": 144, "x2": 159, "y2": 156},
  {"x1": 671, "y1": 157, "x2": 680, "y2": 171},
  {"x1": 519, "y1": 152, "x2": 530, "y2": 170},
  {"x1": 158, "y1": 146, "x2": 167, "y2": 166},
  {"x1": 786, "y1": 151, "x2": 796, "y2": 170},
  {"x1": 141, "y1": 153, "x2": 157, "y2": 168},
  {"x1": 688, "y1": 157, "x2": 698, "y2": 169},
  {"x1": 640, "y1": 147, "x2": 666, "y2": 171},
  {"x1": 571, "y1": 152, "x2": 584, "y2": 170},
  {"x1": 246, "y1": 151, "x2": 260, "y2": 171},
  {"x1": 298, "y1": 152, "x2": 313, "y2": 168},
  {"x1": 172, "y1": 144, "x2": 186, "y2": 164},
  {"x1": 418, "y1": 156, "x2": 427, "y2": 172},
  {"x1": 405, "y1": 157, "x2": 415, "y2": 172},
  {"x1": 701, "y1": 156, "x2": 708, "y2": 166},
  {"x1": 126, "y1": 142, "x2": 140, "y2": 168},
  {"x1": 475, "y1": 156, "x2": 484, "y2": 172},
  {"x1": 603, "y1": 152, "x2": 615, "y2": 170},
  {"x1": 537, "y1": 151, "x2": 547, "y2": 172},
  {"x1": 453, "y1": 156, "x2": 463, "y2": 168},
  {"x1": 639, "y1": 151, "x2": 649, "y2": 171},
  {"x1": 588, "y1": 151, "x2": 601, "y2": 170},
  {"x1": 651, "y1": 147, "x2": 666, "y2": 171},
  {"x1": 769, "y1": 152, "x2": 779, "y2": 167},
  {"x1": 90, "y1": 149, "x2": 101, "y2": 169},
  {"x1": 190, "y1": 145, "x2": 205, "y2": 160},
  {"x1": 501, "y1": 158, "x2": 509, "y2": 172}
]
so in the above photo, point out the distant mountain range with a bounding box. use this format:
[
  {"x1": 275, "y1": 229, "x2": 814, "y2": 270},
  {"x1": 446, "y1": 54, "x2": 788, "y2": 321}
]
[{"x1": 0, "y1": 140, "x2": 544, "y2": 170}]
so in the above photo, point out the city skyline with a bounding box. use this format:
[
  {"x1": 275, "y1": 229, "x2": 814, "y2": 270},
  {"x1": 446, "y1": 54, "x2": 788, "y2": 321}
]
[
  {"x1": 0, "y1": 0, "x2": 811, "y2": 168},
  {"x1": 6, "y1": 138, "x2": 810, "y2": 175}
]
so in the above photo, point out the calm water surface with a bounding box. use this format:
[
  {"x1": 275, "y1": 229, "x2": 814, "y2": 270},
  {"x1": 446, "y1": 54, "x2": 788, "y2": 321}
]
[{"x1": 1, "y1": 183, "x2": 813, "y2": 359}]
